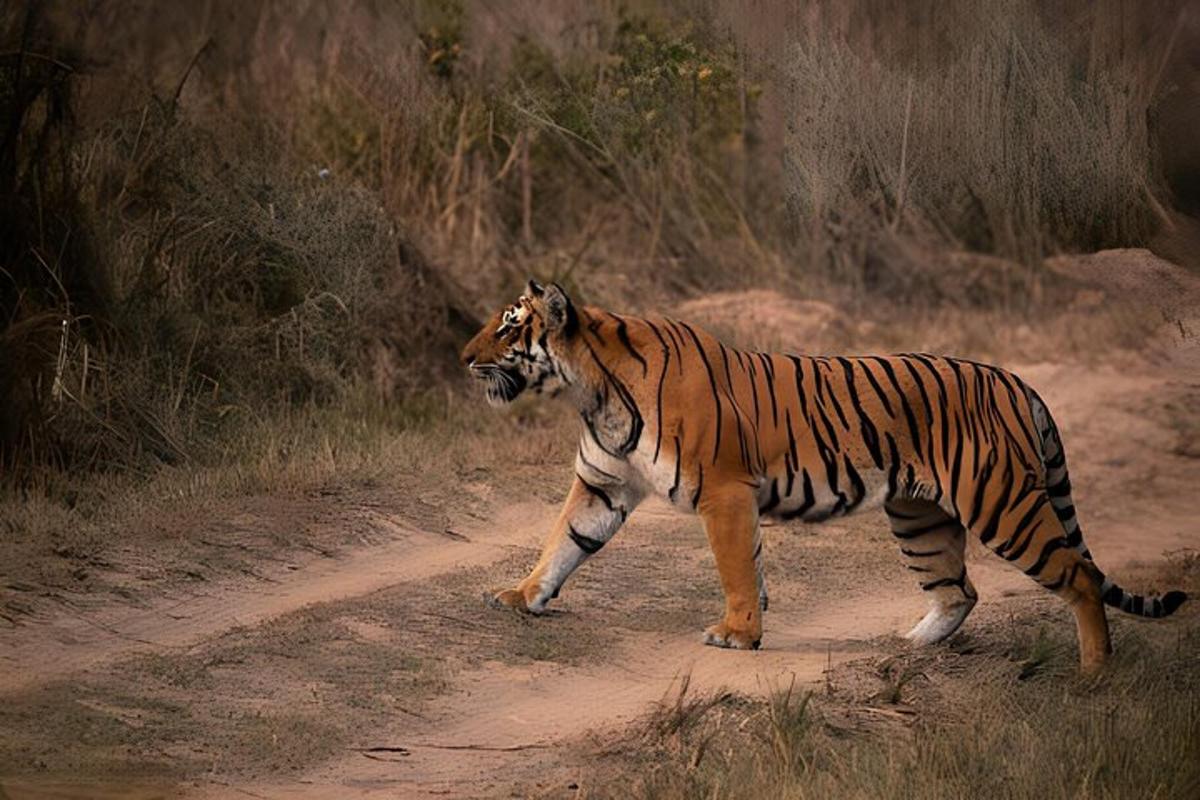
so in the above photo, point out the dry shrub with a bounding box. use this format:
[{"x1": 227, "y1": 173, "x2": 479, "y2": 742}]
[
  {"x1": 590, "y1": 617, "x2": 1200, "y2": 800},
  {"x1": 3, "y1": 0, "x2": 1197, "y2": 479},
  {"x1": 1, "y1": 49, "x2": 472, "y2": 474},
  {"x1": 778, "y1": 0, "x2": 1184, "y2": 300},
  {"x1": 255, "y1": 1, "x2": 778, "y2": 308}
]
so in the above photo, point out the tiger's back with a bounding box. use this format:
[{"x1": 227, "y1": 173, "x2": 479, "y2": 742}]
[{"x1": 463, "y1": 283, "x2": 1186, "y2": 672}]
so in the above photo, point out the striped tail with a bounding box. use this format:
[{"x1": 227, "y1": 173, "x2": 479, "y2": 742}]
[{"x1": 1029, "y1": 390, "x2": 1188, "y2": 620}]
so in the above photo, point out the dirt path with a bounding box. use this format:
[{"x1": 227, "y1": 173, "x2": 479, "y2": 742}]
[
  {"x1": 0, "y1": 500, "x2": 554, "y2": 695},
  {"x1": 2, "y1": 357, "x2": 1197, "y2": 799}
]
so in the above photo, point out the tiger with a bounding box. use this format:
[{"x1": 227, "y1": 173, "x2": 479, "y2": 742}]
[{"x1": 460, "y1": 280, "x2": 1187, "y2": 672}]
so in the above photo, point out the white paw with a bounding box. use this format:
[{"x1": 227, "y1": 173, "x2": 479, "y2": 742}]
[
  {"x1": 703, "y1": 629, "x2": 733, "y2": 648},
  {"x1": 905, "y1": 601, "x2": 974, "y2": 646}
]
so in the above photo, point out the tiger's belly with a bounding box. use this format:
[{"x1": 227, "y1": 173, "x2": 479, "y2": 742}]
[
  {"x1": 625, "y1": 438, "x2": 889, "y2": 521},
  {"x1": 754, "y1": 460, "x2": 890, "y2": 522}
]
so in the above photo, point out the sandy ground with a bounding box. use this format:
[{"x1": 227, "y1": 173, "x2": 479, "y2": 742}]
[{"x1": 2, "y1": 258, "x2": 1199, "y2": 799}]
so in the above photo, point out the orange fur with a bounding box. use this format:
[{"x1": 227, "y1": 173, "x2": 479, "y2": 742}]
[{"x1": 462, "y1": 283, "x2": 1186, "y2": 670}]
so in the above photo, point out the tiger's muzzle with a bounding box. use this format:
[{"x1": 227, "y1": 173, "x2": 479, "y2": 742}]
[{"x1": 469, "y1": 362, "x2": 527, "y2": 406}]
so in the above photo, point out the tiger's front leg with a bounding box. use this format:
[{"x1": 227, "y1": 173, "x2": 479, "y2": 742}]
[
  {"x1": 698, "y1": 484, "x2": 762, "y2": 650},
  {"x1": 490, "y1": 473, "x2": 642, "y2": 614}
]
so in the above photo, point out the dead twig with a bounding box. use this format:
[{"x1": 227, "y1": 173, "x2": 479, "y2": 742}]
[
  {"x1": 353, "y1": 741, "x2": 550, "y2": 755},
  {"x1": 440, "y1": 527, "x2": 471, "y2": 542}
]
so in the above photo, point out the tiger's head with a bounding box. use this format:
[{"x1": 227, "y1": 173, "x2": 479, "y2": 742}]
[{"x1": 461, "y1": 280, "x2": 578, "y2": 406}]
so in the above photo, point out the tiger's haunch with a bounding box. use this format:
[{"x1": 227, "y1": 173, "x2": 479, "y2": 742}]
[{"x1": 462, "y1": 282, "x2": 1187, "y2": 672}]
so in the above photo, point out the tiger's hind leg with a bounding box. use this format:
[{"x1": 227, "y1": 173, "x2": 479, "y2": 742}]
[
  {"x1": 972, "y1": 489, "x2": 1111, "y2": 672},
  {"x1": 754, "y1": 522, "x2": 769, "y2": 612},
  {"x1": 886, "y1": 499, "x2": 978, "y2": 645}
]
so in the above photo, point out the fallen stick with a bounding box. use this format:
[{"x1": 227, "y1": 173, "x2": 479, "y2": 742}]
[{"x1": 351, "y1": 741, "x2": 551, "y2": 755}]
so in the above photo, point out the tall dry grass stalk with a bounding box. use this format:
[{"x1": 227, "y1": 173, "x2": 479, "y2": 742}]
[
  {"x1": 2, "y1": 0, "x2": 1194, "y2": 477},
  {"x1": 778, "y1": 0, "x2": 1179, "y2": 300}
]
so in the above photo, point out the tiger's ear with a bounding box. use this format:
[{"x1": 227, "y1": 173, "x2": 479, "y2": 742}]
[
  {"x1": 525, "y1": 279, "x2": 545, "y2": 298},
  {"x1": 543, "y1": 282, "x2": 575, "y2": 333}
]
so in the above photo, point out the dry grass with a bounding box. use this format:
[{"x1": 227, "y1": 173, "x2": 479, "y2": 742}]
[
  {"x1": 779, "y1": 0, "x2": 1183, "y2": 298},
  {"x1": 1, "y1": 0, "x2": 1197, "y2": 668},
  {"x1": 2, "y1": 0, "x2": 1194, "y2": 487},
  {"x1": 583, "y1": 564, "x2": 1200, "y2": 800},
  {"x1": 0, "y1": 389, "x2": 577, "y2": 619}
]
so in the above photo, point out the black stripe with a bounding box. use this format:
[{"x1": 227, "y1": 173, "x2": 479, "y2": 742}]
[
  {"x1": 995, "y1": 493, "x2": 1048, "y2": 557},
  {"x1": 899, "y1": 358, "x2": 935, "y2": 454},
  {"x1": 1001, "y1": 519, "x2": 1044, "y2": 563},
  {"x1": 608, "y1": 313, "x2": 648, "y2": 376},
  {"x1": 1047, "y1": 478, "x2": 1072, "y2": 498},
  {"x1": 577, "y1": 474, "x2": 614, "y2": 511},
  {"x1": 947, "y1": 413, "x2": 965, "y2": 517},
  {"x1": 991, "y1": 369, "x2": 1042, "y2": 466},
  {"x1": 837, "y1": 358, "x2": 884, "y2": 470},
  {"x1": 921, "y1": 568, "x2": 967, "y2": 591},
  {"x1": 784, "y1": 408, "x2": 799, "y2": 495},
  {"x1": 1023, "y1": 536, "x2": 1067, "y2": 578},
  {"x1": 1043, "y1": 561, "x2": 1078, "y2": 592},
  {"x1": 810, "y1": 421, "x2": 847, "y2": 515},
  {"x1": 782, "y1": 469, "x2": 815, "y2": 519},
  {"x1": 843, "y1": 455, "x2": 866, "y2": 513},
  {"x1": 909, "y1": 354, "x2": 949, "y2": 408},
  {"x1": 668, "y1": 435, "x2": 682, "y2": 503},
  {"x1": 568, "y1": 525, "x2": 605, "y2": 555},
  {"x1": 908, "y1": 355, "x2": 952, "y2": 470},
  {"x1": 884, "y1": 433, "x2": 902, "y2": 499},
  {"x1": 857, "y1": 358, "x2": 897, "y2": 418},
  {"x1": 788, "y1": 356, "x2": 810, "y2": 423},
  {"x1": 578, "y1": 446, "x2": 620, "y2": 483},
  {"x1": 871, "y1": 357, "x2": 922, "y2": 454},
  {"x1": 718, "y1": 343, "x2": 752, "y2": 472},
  {"x1": 579, "y1": 335, "x2": 644, "y2": 457},
  {"x1": 901, "y1": 547, "x2": 945, "y2": 558},
  {"x1": 759, "y1": 479, "x2": 781, "y2": 513},
  {"x1": 816, "y1": 359, "x2": 851, "y2": 430},
  {"x1": 645, "y1": 320, "x2": 672, "y2": 463},
  {"x1": 746, "y1": 354, "x2": 762, "y2": 428},
  {"x1": 679, "y1": 322, "x2": 724, "y2": 464},
  {"x1": 977, "y1": 459, "x2": 1016, "y2": 545},
  {"x1": 663, "y1": 320, "x2": 687, "y2": 376},
  {"x1": 1053, "y1": 503, "x2": 1076, "y2": 522},
  {"x1": 891, "y1": 518, "x2": 953, "y2": 539},
  {"x1": 966, "y1": 451, "x2": 998, "y2": 529},
  {"x1": 759, "y1": 354, "x2": 779, "y2": 427}
]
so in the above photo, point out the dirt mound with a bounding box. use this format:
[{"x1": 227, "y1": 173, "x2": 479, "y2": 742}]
[
  {"x1": 674, "y1": 291, "x2": 853, "y2": 352},
  {"x1": 1046, "y1": 248, "x2": 1200, "y2": 368},
  {"x1": 1045, "y1": 248, "x2": 1200, "y2": 318}
]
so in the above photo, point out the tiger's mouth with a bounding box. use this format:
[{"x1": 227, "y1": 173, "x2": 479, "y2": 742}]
[{"x1": 473, "y1": 365, "x2": 526, "y2": 406}]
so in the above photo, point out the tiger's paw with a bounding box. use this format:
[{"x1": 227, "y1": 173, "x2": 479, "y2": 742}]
[
  {"x1": 702, "y1": 620, "x2": 761, "y2": 650},
  {"x1": 487, "y1": 588, "x2": 534, "y2": 613}
]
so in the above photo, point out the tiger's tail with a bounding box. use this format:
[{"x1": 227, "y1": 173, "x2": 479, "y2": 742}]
[{"x1": 1029, "y1": 390, "x2": 1188, "y2": 619}]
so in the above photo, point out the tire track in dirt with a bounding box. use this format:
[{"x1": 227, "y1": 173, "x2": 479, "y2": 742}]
[
  {"x1": 313, "y1": 603, "x2": 918, "y2": 798},
  {"x1": 207, "y1": 484, "x2": 1194, "y2": 800},
  {"x1": 0, "y1": 500, "x2": 559, "y2": 694},
  {"x1": 5, "y1": 358, "x2": 1197, "y2": 798},
  {"x1": 189, "y1": 576, "x2": 927, "y2": 800}
]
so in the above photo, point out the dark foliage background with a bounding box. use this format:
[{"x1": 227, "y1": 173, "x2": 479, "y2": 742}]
[{"x1": 2, "y1": 0, "x2": 1197, "y2": 478}]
